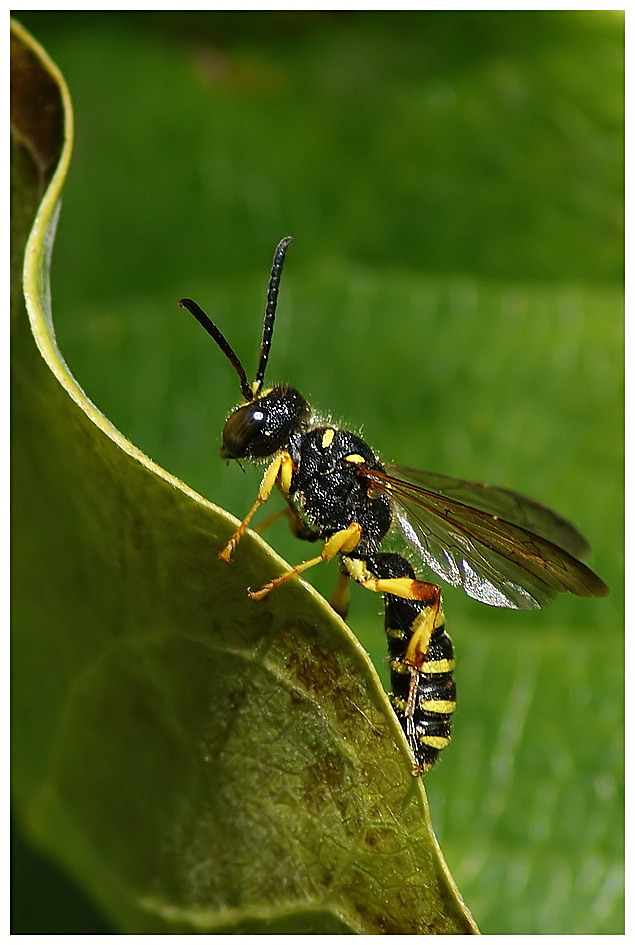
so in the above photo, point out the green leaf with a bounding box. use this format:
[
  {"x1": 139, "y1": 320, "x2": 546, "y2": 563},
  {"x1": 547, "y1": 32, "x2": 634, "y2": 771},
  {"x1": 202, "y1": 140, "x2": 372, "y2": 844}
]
[{"x1": 10, "y1": 20, "x2": 477, "y2": 935}]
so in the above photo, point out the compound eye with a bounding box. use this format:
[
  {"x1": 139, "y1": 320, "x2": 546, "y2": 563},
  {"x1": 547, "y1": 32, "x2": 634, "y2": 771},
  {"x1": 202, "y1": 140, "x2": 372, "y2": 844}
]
[{"x1": 220, "y1": 403, "x2": 266, "y2": 459}]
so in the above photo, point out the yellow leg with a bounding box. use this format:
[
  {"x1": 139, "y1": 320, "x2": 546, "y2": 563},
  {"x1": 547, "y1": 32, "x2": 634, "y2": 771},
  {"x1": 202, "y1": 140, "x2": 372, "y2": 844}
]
[
  {"x1": 255, "y1": 502, "x2": 319, "y2": 543},
  {"x1": 248, "y1": 523, "x2": 362, "y2": 600},
  {"x1": 342, "y1": 557, "x2": 439, "y2": 601},
  {"x1": 330, "y1": 571, "x2": 351, "y2": 619},
  {"x1": 219, "y1": 451, "x2": 294, "y2": 562},
  {"x1": 253, "y1": 507, "x2": 292, "y2": 535},
  {"x1": 341, "y1": 556, "x2": 443, "y2": 668},
  {"x1": 404, "y1": 595, "x2": 444, "y2": 668}
]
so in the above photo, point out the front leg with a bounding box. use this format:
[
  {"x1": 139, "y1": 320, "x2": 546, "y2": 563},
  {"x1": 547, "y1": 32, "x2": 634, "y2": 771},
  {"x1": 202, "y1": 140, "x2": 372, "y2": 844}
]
[{"x1": 220, "y1": 450, "x2": 295, "y2": 562}]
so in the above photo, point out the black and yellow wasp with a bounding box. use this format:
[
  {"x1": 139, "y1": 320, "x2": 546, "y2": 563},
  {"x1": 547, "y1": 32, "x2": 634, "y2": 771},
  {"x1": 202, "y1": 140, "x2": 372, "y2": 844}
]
[{"x1": 179, "y1": 238, "x2": 608, "y2": 775}]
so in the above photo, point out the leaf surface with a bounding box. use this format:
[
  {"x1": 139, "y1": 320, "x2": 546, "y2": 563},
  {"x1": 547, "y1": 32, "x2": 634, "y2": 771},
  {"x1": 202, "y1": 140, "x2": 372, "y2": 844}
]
[{"x1": 10, "y1": 20, "x2": 476, "y2": 934}]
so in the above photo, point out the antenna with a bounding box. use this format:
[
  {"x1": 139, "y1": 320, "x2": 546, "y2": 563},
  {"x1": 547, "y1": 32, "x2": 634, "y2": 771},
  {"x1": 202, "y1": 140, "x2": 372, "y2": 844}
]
[
  {"x1": 252, "y1": 236, "x2": 293, "y2": 396},
  {"x1": 178, "y1": 297, "x2": 253, "y2": 402},
  {"x1": 179, "y1": 237, "x2": 293, "y2": 403}
]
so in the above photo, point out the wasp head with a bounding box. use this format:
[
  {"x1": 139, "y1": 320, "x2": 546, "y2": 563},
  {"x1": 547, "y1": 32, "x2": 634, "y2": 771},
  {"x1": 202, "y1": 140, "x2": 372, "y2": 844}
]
[{"x1": 221, "y1": 385, "x2": 310, "y2": 460}]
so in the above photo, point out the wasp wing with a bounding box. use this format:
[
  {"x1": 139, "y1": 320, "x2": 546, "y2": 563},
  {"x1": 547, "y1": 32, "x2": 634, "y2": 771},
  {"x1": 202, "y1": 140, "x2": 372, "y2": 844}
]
[
  {"x1": 362, "y1": 466, "x2": 609, "y2": 610},
  {"x1": 385, "y1": 464, "x2": 591, "y2": 558}
]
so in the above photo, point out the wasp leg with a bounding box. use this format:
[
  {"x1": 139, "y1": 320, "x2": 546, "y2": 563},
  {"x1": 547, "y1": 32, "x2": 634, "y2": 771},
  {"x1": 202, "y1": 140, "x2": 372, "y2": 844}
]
[
  {"x1": 255, "y1": 502, "x2": 320, "y2": 545},
  {"x1": 248, "y1": 522, "x2": 362, "y2": 600},
  {"x1": 362, "y1": 552, "x2": 454, "y2": 776},
  {"x1": 341, "y1": 555, "x2": 443, "y2": 668},
  {"x1": 253, "y1": 507, "x2": 292, "y2": 535},
  {"x1": 403, "y1": 588, "x2": 444, "y2": 669},
  {"x1": 220, "y1": 450, "x2": 295, "y2": 562},
  {"x1": 330, "y1": 570, "x2": 352, "y2": 619}
]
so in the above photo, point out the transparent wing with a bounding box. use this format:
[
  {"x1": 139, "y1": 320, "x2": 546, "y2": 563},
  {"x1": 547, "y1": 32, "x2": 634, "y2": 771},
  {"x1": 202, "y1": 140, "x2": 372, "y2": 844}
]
[
  {"x1": 362, "y1": 466, "x2": 609, "y2": 610},
  {"x1": 385, "y1": 464, "x2": 591, "y2": 558}
]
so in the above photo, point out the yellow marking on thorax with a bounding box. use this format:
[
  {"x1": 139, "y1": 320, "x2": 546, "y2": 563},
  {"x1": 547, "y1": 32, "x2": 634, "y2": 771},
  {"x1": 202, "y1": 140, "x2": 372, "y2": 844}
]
[
  {"x1": 345, "y1": 453, "x2": 366, "y2": 464},
  {"x1": 321, "y1": 428, "x2": 335, "y2": 449}
]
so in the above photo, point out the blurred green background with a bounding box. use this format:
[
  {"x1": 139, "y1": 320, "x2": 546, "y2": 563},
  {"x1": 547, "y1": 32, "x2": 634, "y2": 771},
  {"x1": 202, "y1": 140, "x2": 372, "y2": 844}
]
[{"x1": 13, "y1": 10, "x2": 623, "y2": 934}]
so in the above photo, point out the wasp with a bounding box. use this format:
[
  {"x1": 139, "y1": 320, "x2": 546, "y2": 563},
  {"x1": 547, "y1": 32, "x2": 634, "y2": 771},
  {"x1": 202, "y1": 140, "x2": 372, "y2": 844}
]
[{"x1": 179, "y1": 237, "x2": 609, "y2": 775}]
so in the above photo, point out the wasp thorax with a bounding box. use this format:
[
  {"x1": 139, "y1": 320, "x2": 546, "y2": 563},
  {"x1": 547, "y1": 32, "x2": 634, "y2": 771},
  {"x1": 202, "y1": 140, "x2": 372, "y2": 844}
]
[{"x1": 220, "y1": 385, "x2": 310, "y2": 460}]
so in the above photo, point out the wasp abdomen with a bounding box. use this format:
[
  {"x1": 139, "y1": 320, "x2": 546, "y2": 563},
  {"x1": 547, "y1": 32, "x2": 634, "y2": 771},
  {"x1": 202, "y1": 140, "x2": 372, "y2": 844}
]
[{"x1": 367, "y1": 552, "x2": 456, "y2": 775}]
